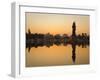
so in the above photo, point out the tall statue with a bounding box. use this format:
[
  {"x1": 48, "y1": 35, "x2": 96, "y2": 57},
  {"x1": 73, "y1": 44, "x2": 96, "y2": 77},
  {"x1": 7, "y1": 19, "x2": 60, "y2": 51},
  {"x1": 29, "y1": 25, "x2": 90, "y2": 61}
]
[{"x1": 72, "y1": 22, "x2": 76, "y2": 37}]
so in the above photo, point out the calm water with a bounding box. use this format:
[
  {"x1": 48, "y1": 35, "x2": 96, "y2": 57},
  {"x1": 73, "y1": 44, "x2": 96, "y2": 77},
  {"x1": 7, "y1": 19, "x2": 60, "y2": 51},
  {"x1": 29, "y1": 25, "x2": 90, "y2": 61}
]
[{"x1": 26, "y1": 44, "x2": 89, "y2": 67}]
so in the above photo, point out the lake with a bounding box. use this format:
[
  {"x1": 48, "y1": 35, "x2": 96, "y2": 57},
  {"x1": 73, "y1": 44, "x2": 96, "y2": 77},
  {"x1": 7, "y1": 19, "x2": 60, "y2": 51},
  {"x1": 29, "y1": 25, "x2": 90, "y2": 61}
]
[{"x1": 26, "y1": 44, "x2": 89, "y2": 67}]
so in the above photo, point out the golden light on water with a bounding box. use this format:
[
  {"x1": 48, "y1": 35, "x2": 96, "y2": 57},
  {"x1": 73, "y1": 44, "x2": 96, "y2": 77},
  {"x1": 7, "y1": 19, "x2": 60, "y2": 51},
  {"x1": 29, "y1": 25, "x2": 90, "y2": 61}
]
[{"x1": 26, "y1": 45, "x2": 89, "y2": 67}]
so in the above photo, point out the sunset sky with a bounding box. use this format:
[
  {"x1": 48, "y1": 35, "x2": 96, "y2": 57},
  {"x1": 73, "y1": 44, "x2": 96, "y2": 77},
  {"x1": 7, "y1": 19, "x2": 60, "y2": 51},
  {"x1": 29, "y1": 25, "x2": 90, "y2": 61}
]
[{"x1": 25, "y1": 12, "x2": 89, "y2": 35}]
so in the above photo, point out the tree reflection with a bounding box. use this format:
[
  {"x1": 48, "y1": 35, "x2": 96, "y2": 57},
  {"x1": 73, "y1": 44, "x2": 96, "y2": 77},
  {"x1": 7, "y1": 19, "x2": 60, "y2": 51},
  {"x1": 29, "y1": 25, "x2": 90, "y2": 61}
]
[{"x1": 26, "y1": 42, "x2": 88, "y2": 64}]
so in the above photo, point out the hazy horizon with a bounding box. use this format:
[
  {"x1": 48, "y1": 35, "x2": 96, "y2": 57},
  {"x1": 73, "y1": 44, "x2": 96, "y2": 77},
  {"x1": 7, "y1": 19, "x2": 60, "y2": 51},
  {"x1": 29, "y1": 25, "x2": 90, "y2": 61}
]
[{"x1": 25, "y1": 13, "x2": 89, "y2": 36}]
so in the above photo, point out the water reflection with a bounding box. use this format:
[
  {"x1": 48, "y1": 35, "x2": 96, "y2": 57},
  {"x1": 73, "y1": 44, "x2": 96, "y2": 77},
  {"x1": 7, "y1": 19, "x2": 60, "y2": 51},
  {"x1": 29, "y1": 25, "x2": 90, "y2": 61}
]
[
  {"x1": 72, "y1": 43, "x2": 76, "y2": 63},
  {"x1": 26, "y1": 41, "x2": 89, "y2": 64}
]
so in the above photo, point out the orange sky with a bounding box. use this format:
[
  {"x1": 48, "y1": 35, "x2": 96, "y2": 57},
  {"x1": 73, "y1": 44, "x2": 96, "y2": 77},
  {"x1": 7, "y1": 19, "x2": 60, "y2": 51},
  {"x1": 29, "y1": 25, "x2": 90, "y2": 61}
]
[{"x1": 25, "y1": 12, "x2": 89, "y2": 35}]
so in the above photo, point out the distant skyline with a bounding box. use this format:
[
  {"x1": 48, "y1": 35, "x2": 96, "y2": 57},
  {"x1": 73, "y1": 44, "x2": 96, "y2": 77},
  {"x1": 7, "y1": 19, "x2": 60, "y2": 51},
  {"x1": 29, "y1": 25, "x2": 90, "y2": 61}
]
[{"x1": 25, "y1": 13, "x2": 89, "y2": 35}]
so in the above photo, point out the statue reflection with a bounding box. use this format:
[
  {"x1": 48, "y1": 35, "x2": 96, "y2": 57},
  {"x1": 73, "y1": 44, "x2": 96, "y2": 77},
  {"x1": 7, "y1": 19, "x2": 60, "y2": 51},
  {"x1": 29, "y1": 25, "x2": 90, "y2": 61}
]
[{"x1": 72, "y1": 43, "x2": 76, "y2": 63}]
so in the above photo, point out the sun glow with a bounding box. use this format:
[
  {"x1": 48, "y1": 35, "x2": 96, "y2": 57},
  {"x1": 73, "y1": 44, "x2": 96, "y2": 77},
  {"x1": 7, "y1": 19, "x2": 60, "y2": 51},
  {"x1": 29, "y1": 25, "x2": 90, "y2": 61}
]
[{"x1": 26, "y1": 13, "x2": 89, "y2": 36}]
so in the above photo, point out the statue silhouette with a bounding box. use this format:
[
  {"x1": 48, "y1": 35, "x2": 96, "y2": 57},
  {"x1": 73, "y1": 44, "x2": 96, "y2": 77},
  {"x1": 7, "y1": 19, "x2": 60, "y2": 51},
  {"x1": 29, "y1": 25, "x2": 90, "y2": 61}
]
[
  {"x1": 71, "y1": 22, "x2": 76, "y2": 63},
  {"x1": 72, "y1": 22, "x2": 76, "y2": 37}
]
